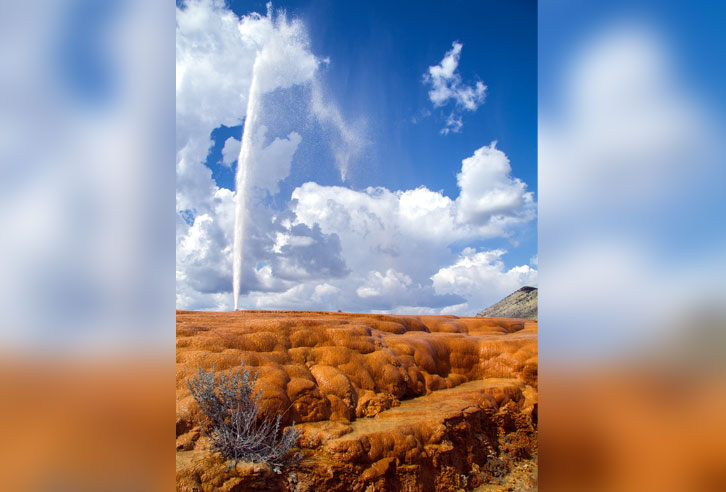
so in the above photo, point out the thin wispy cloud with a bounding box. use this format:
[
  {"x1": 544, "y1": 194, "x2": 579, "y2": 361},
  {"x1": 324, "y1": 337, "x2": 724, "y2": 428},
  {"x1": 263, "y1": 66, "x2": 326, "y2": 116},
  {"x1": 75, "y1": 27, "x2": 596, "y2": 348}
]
[{"x1": 424, "y1": 41, "x2": 487, "y2": 134}]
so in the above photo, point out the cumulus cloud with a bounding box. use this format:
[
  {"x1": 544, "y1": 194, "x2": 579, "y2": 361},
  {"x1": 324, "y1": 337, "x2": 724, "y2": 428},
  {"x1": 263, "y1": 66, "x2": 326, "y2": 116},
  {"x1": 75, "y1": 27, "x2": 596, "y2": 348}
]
[
  {"x1": 455, "y1": 142, "x2": 535, "y2": 225},
  {"x1": 247, "y1": 127, "x2": 302, "y2": 194},
  {"x1": 220, "y1": 136, "x2": 241, "y2": 167},
  {"x1": 176, "y1": 187, "x2": 236, "y2": 310},
  {"x1": 178, "y1": 139, "x2": 535, "y2": 313},
  {"x1": 269, "y1": 222, "x2": 349, "y2": 281},
  {"x1": 424, "y1": 41, "x2": 487, "y2": 134},
  {"x1": 283, "y1": 143, "x2": 536, "y2": 314},
  {"x1": 357, "y1": 269, "x2": 413, "y2": 299},
  {"x1": 431, "y1": 248, "x2": 537, "y2": 315},
  {"x1": 291, "y1": 142, "x2": 534, "y2": 247},
  {"x1": 251, "y1": 282, "x2": 342, "y2": 311}
]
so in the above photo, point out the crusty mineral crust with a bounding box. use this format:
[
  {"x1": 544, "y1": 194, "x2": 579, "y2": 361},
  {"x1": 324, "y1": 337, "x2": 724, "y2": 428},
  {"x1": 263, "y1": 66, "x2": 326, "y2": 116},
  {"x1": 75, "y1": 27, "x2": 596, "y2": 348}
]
[{"x1": 176, "y1": 310, "x2": 537, "y2": 491}]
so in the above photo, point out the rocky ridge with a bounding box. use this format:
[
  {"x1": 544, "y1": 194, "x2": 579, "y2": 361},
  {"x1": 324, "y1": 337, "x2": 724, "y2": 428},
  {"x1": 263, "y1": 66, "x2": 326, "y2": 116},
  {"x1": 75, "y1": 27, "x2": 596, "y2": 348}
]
[{"x1": 477, "y1": 287, "x2": 538, "y2": 320}]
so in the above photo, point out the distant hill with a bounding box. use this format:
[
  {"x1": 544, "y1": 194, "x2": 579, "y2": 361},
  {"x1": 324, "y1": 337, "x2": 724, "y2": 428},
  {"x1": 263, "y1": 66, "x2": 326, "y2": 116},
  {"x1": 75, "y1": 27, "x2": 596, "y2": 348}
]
[{"x1": 477, "y1": 286, "x2": 538, "y2": 320}]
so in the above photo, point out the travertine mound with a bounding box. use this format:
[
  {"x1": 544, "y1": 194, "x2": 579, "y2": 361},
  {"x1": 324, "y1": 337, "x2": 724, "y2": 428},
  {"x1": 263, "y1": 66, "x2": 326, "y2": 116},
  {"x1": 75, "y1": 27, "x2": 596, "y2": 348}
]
[
  {"x1": 477, "y1": 287, "x2": 538, "y2": 320},
  {"x1": 176, "y1": 310, "x2": 537, "y2": 491}
]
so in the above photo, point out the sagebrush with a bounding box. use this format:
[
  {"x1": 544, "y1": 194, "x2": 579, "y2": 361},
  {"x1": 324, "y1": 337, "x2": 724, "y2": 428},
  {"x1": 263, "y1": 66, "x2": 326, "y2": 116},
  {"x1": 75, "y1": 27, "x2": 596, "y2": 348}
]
[{"x1": 187, "y1": 363, "x2": 300, "y2": 471}]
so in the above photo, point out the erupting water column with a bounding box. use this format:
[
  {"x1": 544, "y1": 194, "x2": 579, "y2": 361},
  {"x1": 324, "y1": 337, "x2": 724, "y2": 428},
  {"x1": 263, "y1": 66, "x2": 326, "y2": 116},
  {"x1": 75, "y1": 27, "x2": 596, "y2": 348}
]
[
  {"x1": 233, "y1": 61, "x2": 263, "y2": 310},
  {"x1": 231, "y1": 7, "x2": 349, "y2": 309}
]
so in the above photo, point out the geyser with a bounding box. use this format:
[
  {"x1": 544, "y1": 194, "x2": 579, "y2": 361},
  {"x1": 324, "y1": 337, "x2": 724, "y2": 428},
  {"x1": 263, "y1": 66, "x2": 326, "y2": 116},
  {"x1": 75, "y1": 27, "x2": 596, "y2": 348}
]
[
  {"x1": 232, "y1": 6, "x2": 320, "y2": 311},
  {"x1": 232, "y1": 69, "x2": 261, "y2": 311},
  {"x1": 231, "y1": 6, "x2": 363, "y2": 310}
]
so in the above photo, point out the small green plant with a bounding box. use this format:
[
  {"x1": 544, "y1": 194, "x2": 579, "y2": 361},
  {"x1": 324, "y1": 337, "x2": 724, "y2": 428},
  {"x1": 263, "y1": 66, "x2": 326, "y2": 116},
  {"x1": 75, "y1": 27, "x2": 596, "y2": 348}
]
[{"x1": 187, "y1": 363, "x2": 299, "y2": 471}]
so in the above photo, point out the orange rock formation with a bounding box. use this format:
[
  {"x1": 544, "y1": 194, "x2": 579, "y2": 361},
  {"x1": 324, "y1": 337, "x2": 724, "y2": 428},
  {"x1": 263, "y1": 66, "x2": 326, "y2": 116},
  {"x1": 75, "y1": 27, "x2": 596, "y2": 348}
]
[{"x1": 176, "y1": 310, "x2": 538, "y2": 491}]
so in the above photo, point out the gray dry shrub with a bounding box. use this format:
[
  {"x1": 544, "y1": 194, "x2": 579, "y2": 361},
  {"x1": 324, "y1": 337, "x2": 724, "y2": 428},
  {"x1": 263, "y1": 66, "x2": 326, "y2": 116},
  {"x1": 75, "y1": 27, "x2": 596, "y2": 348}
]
[{"x1": 187, "y1": 363, "x2": 300, "y2": 472}]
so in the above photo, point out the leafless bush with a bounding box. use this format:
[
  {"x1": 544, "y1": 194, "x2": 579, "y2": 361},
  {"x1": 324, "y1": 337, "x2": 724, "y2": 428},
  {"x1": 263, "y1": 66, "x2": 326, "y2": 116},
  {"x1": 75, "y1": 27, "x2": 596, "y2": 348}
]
[{"x1": 187, "y1": 363, "x2": 300, "y2": 471}]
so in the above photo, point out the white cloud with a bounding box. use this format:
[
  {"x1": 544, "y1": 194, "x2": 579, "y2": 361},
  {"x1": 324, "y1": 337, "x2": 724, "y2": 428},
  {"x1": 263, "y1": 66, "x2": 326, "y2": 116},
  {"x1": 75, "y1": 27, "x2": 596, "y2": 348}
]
[
  {"x1": 272, "y1": 232, "x2": 314, "y2": 253},
  {"x1": 312, "y1": 283, "x2": 340, "y2": 303},
  {"x1": 247, "y1": 127, "x2": 302, "y2": 194},
  {"x1": 247, "y1": 282, "x2": 339, "y2": 311},
  {"x1": 424, "y1": 41, "x2": 487, "y2": 133},
  {"x1": 291, "y1": 142, "x2": 534, "y2": 252},
  {"x1": 441, "y1": 113, "x2": 463, "y2": 135},
  {"x1": 281, "y1": 144, "x2": 535, "y2": 314},
  {"x1": 357, "y1": 269, "x2": 413, "y2": 298},
  {"x1": 220, "y1": 136, "x2": 241, "y2": 167},
  {"x1": 455, "y1": 142, "x2": 535, "y2": 226},
  {"x1": 431, "y1": 248, "x2": 537, "y2": 315},
  {"x1": 177, "y1": 140, "x2": 535, "y2": 313},
  {"x1": 176, "y1": 187, "x2": 235, "y2": 299}
]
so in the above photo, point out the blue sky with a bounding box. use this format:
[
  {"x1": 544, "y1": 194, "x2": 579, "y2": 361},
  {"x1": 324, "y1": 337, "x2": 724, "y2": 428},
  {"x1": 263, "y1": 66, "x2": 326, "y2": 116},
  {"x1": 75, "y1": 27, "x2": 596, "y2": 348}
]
[{"x1": 177, "y1": 0, "x2": 538, "y2": 312}]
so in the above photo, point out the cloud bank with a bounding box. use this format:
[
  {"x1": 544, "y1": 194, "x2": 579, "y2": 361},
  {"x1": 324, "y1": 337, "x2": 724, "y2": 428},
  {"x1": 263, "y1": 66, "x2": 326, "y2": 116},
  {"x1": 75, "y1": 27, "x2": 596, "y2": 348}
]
[{"x1": 178, "y1": 140, "x2": 536, "y2": 314}]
